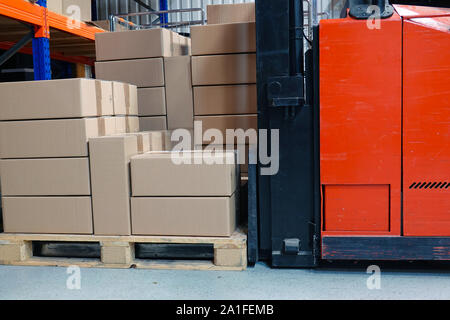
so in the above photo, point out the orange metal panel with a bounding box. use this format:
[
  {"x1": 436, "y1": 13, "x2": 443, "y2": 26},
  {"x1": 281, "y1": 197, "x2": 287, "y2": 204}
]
[
  {"x1": 403, "y1": 18, "x2": 450, "y2": 236},
  {"x1": 320, "y1": 14, "x2": 402, "y2": 236},
  {"x1": 0, "y1": 0, "x2": 44, "y2": 26},
  {"x1": 394, "y1": 4, "x2": 450, "y2": 18}
]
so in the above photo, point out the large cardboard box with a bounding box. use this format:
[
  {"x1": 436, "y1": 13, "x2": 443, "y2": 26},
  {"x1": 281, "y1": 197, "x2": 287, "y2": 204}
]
[
  {"x1": 207, "y1": 3, "x2": 255, "y2": 24},
  {"x1": 164, "y1": 56, "x2": 194, "y2": 130},
  {"x1": 0, "y1": 79, "x2": 113, "y2": 120},
  {"x1": 89, "y1": 135, "x2": 140, "y2": 235},
  {"x1": 95, "y1": 29, "x2": 190, "y2": 61},
  {"x1": 47, "y1": 0, "x2": 92, "y2": 21},
  {"x1": 131, "y1": 194, "x2": 237, "y2": 236},
  {"x1": 194, "y1": 84, "x2": 257, "y2": 115},
  {"x1": 195, "y1": 114, "x2": 258, "y2": 145},
  {"x1": 0, "y1": 158, "x2": 90, "y2": 196},
  {"x1": 138, "y1": 87, "x2": 166, "y2": 116},
  {"x1": 112, "y1": 82, "x2": 138, "y2": 116},
  {"x1": 192, "y1": 54, "x2": 256, "y2": 86},
  {"x1": 95, "y1": 58, "x2": 164, "y2": 88},
  {"x1": 131, "y1": 151, "x2": 237, "y2": 196},
  {"x1": 191, "y1": 22, "x2": 256, "y2": 56},
  {"x1": 2, "y1": 197, "x2": 93, "y2": 234},
  {"x1": 115, "y1": 116, "x2": 140, "y2": 133},
  {"x1": 0, "y1": 117, "x2": 116, "y2": 158},
  {"x1": 139, "y1": 116, "x2": 167, "y2": 131}
]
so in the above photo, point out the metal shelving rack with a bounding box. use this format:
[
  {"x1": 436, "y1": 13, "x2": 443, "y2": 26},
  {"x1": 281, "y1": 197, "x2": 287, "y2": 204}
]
[{"x1": 0, "y1": 0, "x2": 105, "y2": 80}]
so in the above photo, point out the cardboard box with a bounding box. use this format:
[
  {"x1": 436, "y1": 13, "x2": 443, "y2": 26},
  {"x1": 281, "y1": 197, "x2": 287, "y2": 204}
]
[
  {"x1": 139, "y1": 116, "x2": 167, "y2": 131},
  {"x1": 138, "y1": 87, "x2": 166, "y2": 116},
  {"x1": 95, "y1": 28, "x2": 190, "y2": 61},
  {"x1": 0, "y1": 79, "x2": 113, "y2": 120},
  {"x1": 207, "y1": 3, "x2": 255, "y2": 24},
  {"x1": 131, "y1": 151, "x2": 237, "y2": 196},
  {"x1": 121, "y1": 132, "x2": 152, "y2": 153},
  {"x1": 131, "y1": 194, "x2": 237, "y2": 237},
  {"x1": 95, "y1": 58, "x2": 164, "y2": 88},
  {"x1": 194, "y1": 84, "x2": 257, "y2": 115},
  {"x1": 164, "y1": 56, "x2": 194, "y2": 130},
  {"x1": 147, "y1": 131, "x2": 165, "y2": 151},
  {"x1": 0, "y1": 117, "x2": 116, "y2": 159},
  {"x1": 115, "y1": 116, "x2": 140, "y2": 133},
  {"x1": 89, "y1": 135, "x2": 140, "y2": 235},
  {"x1": 112, "y1": 82, "x2": 138, "y2": 116},
  {"x1": 2, "y1": 197, "x2": 93, "y2": 234},
  {"x1": 191, "y1": 22, "x2": 256, "y2": 55},
  {"x1": 195, "y1": 114, "x2": 258, "y2": 145},
  {"x1": 47, "y1": 0, "x2": 92, "y2": 21},
  {"x1": 192, "y1": 54, "x2": 256, "y2": 86},
  {"x1": 89, "y1": 20, "x2": 128, "y2": 32},
  {"x1": 0, "y1": 158, "x2": 90, "y2": 196}
]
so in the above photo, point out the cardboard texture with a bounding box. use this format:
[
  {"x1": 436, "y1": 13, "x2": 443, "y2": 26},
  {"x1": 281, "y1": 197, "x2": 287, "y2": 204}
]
[
  {"x1": 192, "y1": 54, "x2": 256, "y2": 86},
  {"x1": 48, "y1": 0, "x2": 92, "y2": 21},
  {"x1": 115, "y1": 116, "x2": 140, "y2": 134},
  {"x1": 95, "y1": 29, "x2": 190, "y2": 61},
  {"x1": 147, "y1": 131, "x2": 165, "y2": 151},
  {"x1": 121, "y1": 132, "x2": 152, "y2": 153},
  {"x1": 195, "y1": 114, "x2": 258, "y2": 145},
  {"x1": 0, "y1": 158, "x2": 90, "y2": 196},
  {"x1": 112, "y1": 82, "x2": 138, "y2": 116},
  {"x1": 164, "y1": 56, "x2": 194, "y2": 130},
  {"x1": 139, "y1": 116, "x2": 167, "y2": 131},
  {"x1": 138, "y1": 87, "x2": 167, "y2": 116},
  {"x1": 207, "y1": 3, "x2": 255, "y2": 24},
  {"x1": 2, "y1": 197, "x2": 93, "y2": 234},
  {"x1": 89, "y1": 135, "x2": 140, "y2": 235},
  {"x1": 95, "y1": 58, "x2": 164, "y2": 88},
  {"x1": 0, "y1": 79, "x2": 114, "y2": 120},
  {"x1": 0, "y1": 117, "x2": 116, "y2": 158},
  {"x1": 193, "y1": 84, "x2": 257, "y2": 115},
  {"x1": 191, "y1": 22, "x2": 256, "y2": 55},
  {"x1": 131, "y1": 193, "x2": 237, "y2": 236},
  {"x1": 131, "y1": 151, "x2": 237, "y2": 196}
]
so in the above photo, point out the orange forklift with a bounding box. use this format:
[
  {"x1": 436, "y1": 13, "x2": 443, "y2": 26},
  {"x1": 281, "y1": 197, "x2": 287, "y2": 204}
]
[{"x1": 251, "y1": 0, "x2": 450, "y2": 267}]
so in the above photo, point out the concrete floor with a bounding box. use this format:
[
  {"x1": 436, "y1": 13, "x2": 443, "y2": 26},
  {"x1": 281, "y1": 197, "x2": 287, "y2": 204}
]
[{"x1": 1, "y1": 262, "x2": 450, "y2": 300}]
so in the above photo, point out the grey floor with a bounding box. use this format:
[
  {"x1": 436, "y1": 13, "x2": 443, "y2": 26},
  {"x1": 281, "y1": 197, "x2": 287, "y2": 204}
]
[{"x1": 1, "y1": 262, "x2": 450, "y2": 300}]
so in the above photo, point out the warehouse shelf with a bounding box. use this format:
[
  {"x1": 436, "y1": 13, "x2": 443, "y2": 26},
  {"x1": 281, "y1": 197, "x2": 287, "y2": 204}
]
[{"x1": 0, "y1": 0, "x2": 105, "y2": 79}]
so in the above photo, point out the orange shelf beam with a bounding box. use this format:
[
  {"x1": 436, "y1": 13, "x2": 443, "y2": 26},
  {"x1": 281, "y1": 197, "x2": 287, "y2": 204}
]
[{"x1": 0, "y1": 0, "x2": 45, "y2": 27}]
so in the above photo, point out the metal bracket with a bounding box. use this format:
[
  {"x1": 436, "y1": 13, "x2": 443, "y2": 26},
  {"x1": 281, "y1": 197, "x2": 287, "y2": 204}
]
[
  {"x1": 267, "y1": 75, "x2": 304, "y2": 107},
  {"x1": 283, "y1": 239, "x2": 301, "y2": 255}
]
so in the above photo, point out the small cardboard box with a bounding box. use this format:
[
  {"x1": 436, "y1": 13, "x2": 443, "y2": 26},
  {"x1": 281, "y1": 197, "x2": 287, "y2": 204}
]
[
  {"x1": 95, "y1": 58, "x2": 164, "y2": 88},
  {"x1": 138, "y1": 87, "x2": 167, "y2": 116},
  {"x1": 131, "y1": 193, "x2": 237, "y2": 237},
  {"x1": 131, "y1": 151, "x2": 237, "y2": 196},
  {"x1": 112, "y1": 82, "x2": 138, "y2": 116},
  {"x1": 164, "y1": 56, "x2": 194, "y2": 130},
  {"x1": 194, "y1": 84, "x2": 257, "y2": 115},
  {"x1": 191, "y1": 22, "x2": 256, "y2": 56},
  {"x1": 115, "y1": 116, "x2": 140, "y2": 133},
  {"x1": 139, "y1": 116, "x2": 167, "y2": 131},
  {"x1": 0, "y1": 79, "x2": 113, "y2": 120},
  {"x1": 2, "y1": 197, "x2": 93, "y2": 234},
  {"x1": 48, "y1": 0, "x2": 92, "y2": 21},
  {"x1": 0, "y1": 117, "x2": 116, "y2": 158},
  {"x1": 192, "y1": 54, "x2": 256, "y2": 86},
  {"x1": 207, "y1": 3, "x2": 255, "y2": 24},
  {"x1": 0, "y1": 158, "x2": 91, "y2": 196},
  {"x1": 95, "y1": 28, "x2": 190, "y2": 61}
]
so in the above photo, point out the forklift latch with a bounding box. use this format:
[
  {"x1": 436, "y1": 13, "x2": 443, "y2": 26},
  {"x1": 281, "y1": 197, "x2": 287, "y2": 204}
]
[
  {"x1": 283, "y1": 238, "x2": 301, "y2": 255},
  {"x1": 267, "y1": 75, "x2": 304, "y2": 108}
]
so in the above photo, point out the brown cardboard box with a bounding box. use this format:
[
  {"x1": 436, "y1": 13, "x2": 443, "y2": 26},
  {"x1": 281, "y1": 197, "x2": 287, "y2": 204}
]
[
  {"x1": 192, "y1": 54, "x2": 256, "y2": 86},
  {"x1": 95, "y1": 28, "x2": 190, "y2": 61},
  {"x1": 47, "y1": 0, "x2": 92, "y2": 21},
  {"x1": 89, "y1": 135, "x2": 139, "y2": 235},
  {"x1": 95, "y1": 58, "x2": 164, "y2": 88},
  {"x1": 191, "y1": 22, "x2": 256, "y2": 56},
  {"x1": 194, "y1": 84, "x2": 257, "y2": 115},
  {"x1": 0, "y1": 158, "x2": 90, "y2": 196},
  {"x1": 207, "y1": 3, "x2": 255, "y2": 24},
  {"x1": 147, "y1": 131, "x2": 165, "y2": 151},
  {"x1": 138, "y1": 87, "x2": 166, "y2": 116},
  {"x1": 131, "y1": 194, "x2": 237, "y2": 236},
  {"x1": 115, "y1": 116, "x2": 140, "y2": 133},
  {"x1": 164, "y1": 56, "x2": 194, "y2": 130},
  {"x1": 122, "y1": 132, "x2": 151, "y2": 153},
  {"x1": 195, "y1": 114, "x2": 258, "y2": 145},
  {"x1": 0, "y1": 117, "x2": 116, "y2": 158},
  {"x1": 112, "y1": 82, "x2": 138, "y2": 116},
  {"x1": 139, "y1": 116, "x2": 167, "y2": 131},
  {"x1": 2, "y1": 197, "x2": 93, "y2": 234},
  {"x1": 131, "y1": 151, "x2": 237, "y2": 196},
  {"x1": 0, "y1": 79, "x2": 113, "y2": 120}
]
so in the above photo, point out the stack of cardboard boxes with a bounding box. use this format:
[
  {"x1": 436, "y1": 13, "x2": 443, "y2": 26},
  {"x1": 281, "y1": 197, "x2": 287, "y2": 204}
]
[{"x1": 95, "y1": 28, "x2": 194, "y2": 132}]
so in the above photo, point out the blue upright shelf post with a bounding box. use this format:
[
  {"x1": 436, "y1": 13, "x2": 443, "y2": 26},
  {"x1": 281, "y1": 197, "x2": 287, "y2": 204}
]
[
  {"x1": 159, "y1": 0, "x2": 168, "y2": 27},
  {"x1": 32, "y1": 0, "x2": 52, "y2": 80}
]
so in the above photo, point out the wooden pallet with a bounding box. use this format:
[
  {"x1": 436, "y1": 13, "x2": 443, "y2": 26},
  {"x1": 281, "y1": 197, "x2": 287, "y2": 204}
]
[{"x1": 0, "y1": 230, "x2": 247, "y2": 271}]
